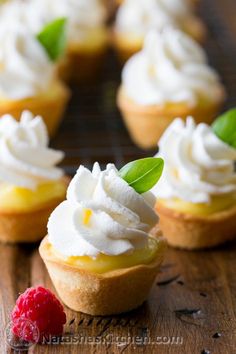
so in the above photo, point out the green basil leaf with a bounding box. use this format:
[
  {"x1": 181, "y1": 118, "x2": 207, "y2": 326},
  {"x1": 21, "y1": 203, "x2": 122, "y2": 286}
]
[
  {"x1": 37, "y1": 18, "x2": 67, "y2": 62},
  {"x1": 119, "y1": 157, "x2": 164, "y2": 194},
  {"x1": 212, "y1": 108, "x2": 236, "y2": 148}
]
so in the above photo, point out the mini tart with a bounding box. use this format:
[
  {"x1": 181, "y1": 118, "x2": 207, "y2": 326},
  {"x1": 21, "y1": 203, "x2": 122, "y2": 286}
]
[
  {"x1": 39, "y1": 235, "x2": 166, "y2": 316},
  {"x1": 57, "y1": 28, "x2": 109, "y2": 83},
  {"x1": 117, "y1": 87, "x2": 225, "y2": 149},
  {"x1": 112, "y1": 18, "x2": 206, "y2": 63},
  {"x1": 0, "y1": 80, "x2": 70, "y2": 137},
  {"x1": 155, "y1": 200, "x2": 236, "y2": 250},
  {"x1": 0, "y1": 176, "x2": 70, "y2": 244}
]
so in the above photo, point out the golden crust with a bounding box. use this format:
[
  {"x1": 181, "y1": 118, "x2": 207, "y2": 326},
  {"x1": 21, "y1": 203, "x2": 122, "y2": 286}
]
[
  {"x1": 155, "y1": 201, "x2": 236, "y2": 250},
  {"x1": 39, "y1": 236, "x2": 166, "y2": 316},
  {"x1": 0, "y1": 80, "x2": 71, "y2": 137},
  {"x1": 0, "y1": 177, "x2": 70, "y2": 244},
  {"x1": 117, "y1": 87, "x2": 225, "y2": 149}
]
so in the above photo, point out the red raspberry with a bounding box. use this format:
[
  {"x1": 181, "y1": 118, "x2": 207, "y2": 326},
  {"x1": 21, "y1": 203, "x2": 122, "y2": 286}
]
[{"x1": 11, "y1": 286, "x2": 66, "y2": 343}]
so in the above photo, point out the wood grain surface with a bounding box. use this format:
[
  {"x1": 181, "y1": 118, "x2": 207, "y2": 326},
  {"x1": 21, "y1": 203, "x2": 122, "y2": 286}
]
[{"x1": 1, "y1": 0, "x2": 236, "y2": 353}]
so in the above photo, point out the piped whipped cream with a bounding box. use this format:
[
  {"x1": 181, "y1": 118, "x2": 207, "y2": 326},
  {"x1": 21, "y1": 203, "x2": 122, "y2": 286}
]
[
  {"x1": 48, "y1": 163, "x2": 158, "y2": 257},
  {"x1": 122, "y1": 28, "x2": 225, "y2": 106},
  {"x1": 152, "y1": 117, "x2": 236, "y2": 203},
  {"x1": 0, "y1": 20, "x2": 54, "y2": 100},
  {"x1": 0, "y1": 111, "x2": 64, "y2": 189},
  {"x1": 0, "y1": 1, "x2": 40, "y2": 33},
  {"x1": 115, "y1": 0, "x2": 191, "y2": 36},
  {"x1": 26, "y1": 0, "x2": 107, "y2": 42}
]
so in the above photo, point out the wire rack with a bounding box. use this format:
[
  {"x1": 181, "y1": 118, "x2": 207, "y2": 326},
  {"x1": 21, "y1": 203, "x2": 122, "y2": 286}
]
[{"x1": 51, "y1": 0, "x2": 236, "y2": 175}]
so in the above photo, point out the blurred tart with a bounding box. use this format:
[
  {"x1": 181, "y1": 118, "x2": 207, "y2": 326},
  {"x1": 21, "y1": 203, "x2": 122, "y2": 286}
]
[
  {"x1": 28, "y1": 0, "x2": 109, "y2": 83},
  {"x1": 58, "y1": 27, "x2": 109, "y2": 83},
  {"x1": 113, "y1": 0, "x2": 206, "y2": 62},
  {"x1": 0, "y1": 111, "x2": 68, "y2": 243},
  {"x1": 0, "y1": 82, "x2": 69, "y2": 137},
  {"x1": 117, "y1": 28, "x2": 226, "y2": 149},
  {"x1": 40, "y1": 161, "x2": 166, "y2": 315},
  {"x1": 0, "y1": 20, "x2": 70, "y2": 136},
  {"x1": 152, "y1": 116, "x2": 236, "y2": 249}
]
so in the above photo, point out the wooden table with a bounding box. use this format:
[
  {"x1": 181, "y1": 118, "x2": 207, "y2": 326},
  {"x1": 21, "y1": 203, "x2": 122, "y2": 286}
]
[{"x1": 1, "y1": 0, "x2": 236, "y2": 353}]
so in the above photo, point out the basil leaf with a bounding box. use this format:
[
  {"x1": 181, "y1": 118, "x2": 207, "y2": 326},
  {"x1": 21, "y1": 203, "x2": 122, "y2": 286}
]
[
  {"x1": 119, "y1": 157, "x2": 164, "y2": 194},
  {"x1": 212, "y1": 108, "x2": 236, "y2": 148},
  {"x1": 37, "y1": 18, "x2": 67, "y2": 62}
]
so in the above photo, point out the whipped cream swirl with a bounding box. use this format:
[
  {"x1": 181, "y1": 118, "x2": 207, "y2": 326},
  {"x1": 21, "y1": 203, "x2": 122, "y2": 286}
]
[
  {"x1": 0, "y1": 1, "x2": 40, "y2": 33},
  {"x1": 0, "y1": 111, "x2": 64, "y2": 189},
  {"x1": 152, "y1": 117, "x2": 236, "y2": 203},
  {"x1": 0, "y1": 20, "x2": 54, "y2": 99},
  {"x1": 27, "y1": 0, "x2": 107, "y2": 42},
  {"x1": 115, "y1": 0, "x2": 191, "y2": 36},
  {"x1": 48, "y1": 163, "x2": 158, "y2": 257},
  {"x1": 122, "y1": 28, "x2": 225, "y2": 106}
]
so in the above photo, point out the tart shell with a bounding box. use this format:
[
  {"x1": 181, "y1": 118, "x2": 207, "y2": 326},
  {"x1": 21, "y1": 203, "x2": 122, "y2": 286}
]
[
  {"x1": 39, "y1": 236, "x2": 166, "y2": 316},
  {"x1": 117, "y1": 87, "x2": 225, "y2": 149},
  {"x1": 155, "y1": 201, "x2": 236, "y2": 250}
]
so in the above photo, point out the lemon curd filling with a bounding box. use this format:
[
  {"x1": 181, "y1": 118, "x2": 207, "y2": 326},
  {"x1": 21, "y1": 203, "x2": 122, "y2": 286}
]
[
  {"x1": 159, "y1": 194, "x2": 236, "y2": 216},
  {"x1": 83, "y1": 208, "x2": 93, "y2": 226},
  {"x1": 0, "y1": 180, "x2": 67, "y2": 212},
  {"x1": 49, "y1": 237, "x2": 165, "y2": 274}
]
